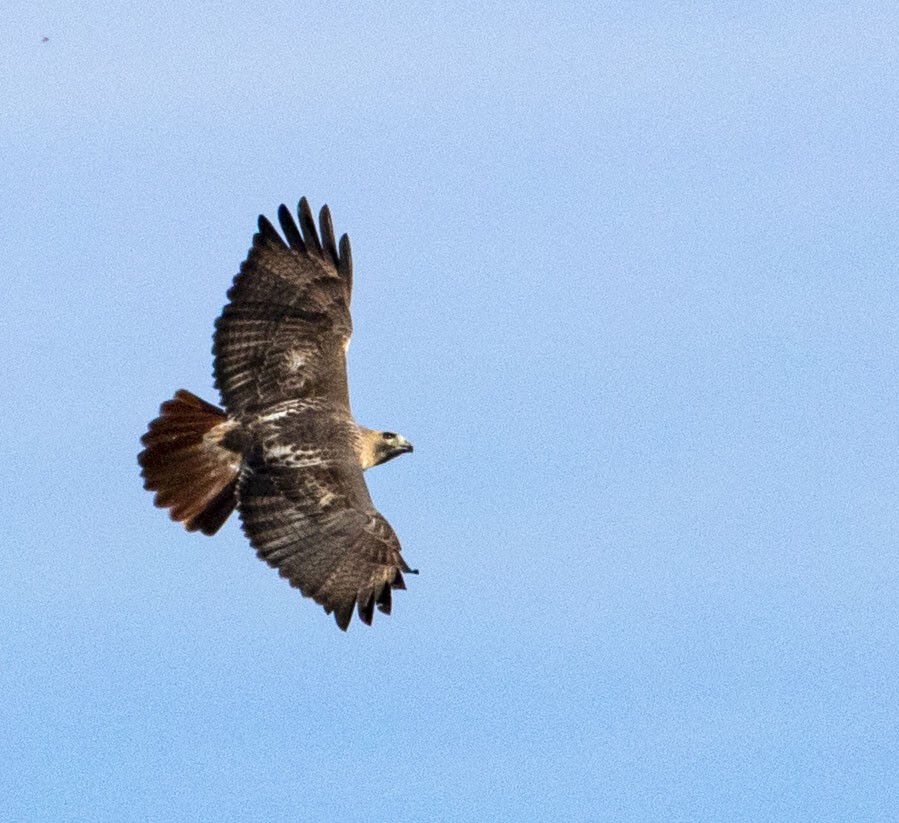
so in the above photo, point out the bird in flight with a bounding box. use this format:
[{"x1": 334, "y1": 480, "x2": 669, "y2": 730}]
[{"x1": 138, "y1": 198, "x2": 415, "y2": 630}]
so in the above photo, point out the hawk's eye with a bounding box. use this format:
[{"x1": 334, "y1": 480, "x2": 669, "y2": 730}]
[{"x1": 383, "y1": 432, "x2": 396, "y2": 441}]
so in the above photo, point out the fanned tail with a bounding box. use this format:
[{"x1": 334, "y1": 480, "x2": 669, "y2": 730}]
[{"x1": 138, "y1": 390, "x2": 241, "y2": 535}]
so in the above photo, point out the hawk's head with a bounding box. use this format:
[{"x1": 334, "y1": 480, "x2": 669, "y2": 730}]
[{"x1": 359, "y1": 429, "x2": 414, "y2": 470}]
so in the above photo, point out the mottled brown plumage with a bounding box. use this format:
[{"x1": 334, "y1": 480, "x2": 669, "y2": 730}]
[{"x1": 139, "y1": 199, "x2": 414, "y2": 630}]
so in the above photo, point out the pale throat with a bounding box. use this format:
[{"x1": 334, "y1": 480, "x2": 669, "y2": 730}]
[{"x1": 356, "y1": 426, "x2": 382, "y2": 470}]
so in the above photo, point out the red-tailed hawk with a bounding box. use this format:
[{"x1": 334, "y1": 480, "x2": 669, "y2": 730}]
[{"x1": 138, "y1": 199, "x2": 415, "y2": 630}]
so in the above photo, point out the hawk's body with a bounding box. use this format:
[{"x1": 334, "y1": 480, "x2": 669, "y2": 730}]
[{"x1": 139, "y1": 199, "x2": 414, "y2": 630}]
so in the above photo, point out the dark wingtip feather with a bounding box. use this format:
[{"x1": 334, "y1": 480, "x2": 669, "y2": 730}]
[
  {"x1": 256, "y1": 215, "x2": 286, "y2": 248},
  {"x1": 319, "y1": 205, "x2": 339, "y2": 266},
  {"x1": 278, "y1": 203, "x2": 304, "y2": 250},
  {"x1": 338, "y1": 233, "x2": 353, "y2": 296},
  {"x1": 298, "y1": 197, "x2": 323, "y2": 255},
  {"x1": 358, "y1": 592, "x2": 375, "y2": 625},
  {"x1": 376, "y1": 583, "x2": 392, "y2": 615},
  {"x1": 334, "y1": 603, "x2": 353, "y2": 632}
]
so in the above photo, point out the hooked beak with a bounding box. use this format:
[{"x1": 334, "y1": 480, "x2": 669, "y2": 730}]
[{"x1": 396, "y1": 437, "x2": 414, "y2": 455}]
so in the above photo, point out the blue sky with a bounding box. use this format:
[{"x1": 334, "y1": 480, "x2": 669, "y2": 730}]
[{"x1": 2, "y1": 3, "x2": 898, "y2": 821}]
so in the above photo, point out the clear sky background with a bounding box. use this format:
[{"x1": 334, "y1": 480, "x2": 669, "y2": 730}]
[{"x1": 2, "y1": 3, "x2": 897, "y2": 821}]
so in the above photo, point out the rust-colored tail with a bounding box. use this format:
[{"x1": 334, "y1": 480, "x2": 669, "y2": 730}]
[{"x1": 138, "y1": 390, "x2": 241, "y2": 535}]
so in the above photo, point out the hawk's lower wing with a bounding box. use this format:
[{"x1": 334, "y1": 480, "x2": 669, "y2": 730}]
[{"x1": 237, "y1": 454, "x2": 412, "y2": 630}]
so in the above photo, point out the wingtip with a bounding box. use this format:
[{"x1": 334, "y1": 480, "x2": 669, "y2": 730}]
[
  {"x1": 297, "y1": 197, "x2": 323, "y2": 254},
  {"x1": 358, "y1": 592, "x2": 376, "y2": 626},
  {"x1": 334, "y1": 603, "x2": 354, "y2": 631},
  {"x1": 338, "y1": 233, "x2": 353, "y2": 289},
  {"x1": 256, "y1": 214, "x2": 286, "y2": 248},
  {"x1": 319, "y1": 204, "x2": 339, "y2": 266},
  {"x1": 277, "y1": 203, "x2": 304, "y2": 249},
  {"x1": 376, "y1": 583, "x2": 393, "y2": 615}
]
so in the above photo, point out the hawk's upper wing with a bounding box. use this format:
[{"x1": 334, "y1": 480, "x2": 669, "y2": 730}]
[
  {"x1": 213, "y1": 198, "x2": 354, "y2": 417},
  {"x1": 213, "y1": 200, "x2": 412, "y2": 629},
  {"x1": 239, "y1": 413, "x2": 413, "y2": 630}
]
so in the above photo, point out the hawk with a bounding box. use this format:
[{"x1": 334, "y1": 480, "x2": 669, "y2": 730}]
[{"x1": 138, "y1": 198, "x2": 415, "y2": 630}]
